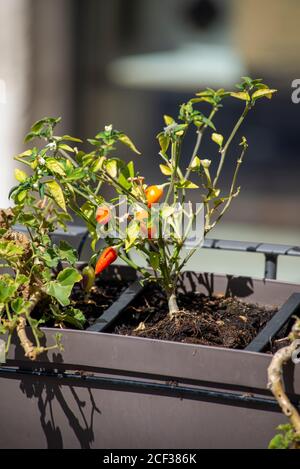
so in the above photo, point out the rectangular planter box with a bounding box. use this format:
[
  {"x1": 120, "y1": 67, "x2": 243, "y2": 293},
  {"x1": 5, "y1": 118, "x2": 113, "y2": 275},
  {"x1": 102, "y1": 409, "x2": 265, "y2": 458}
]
[{"x1": 1, "y1": 267, "x2": 300, "y2": 449}]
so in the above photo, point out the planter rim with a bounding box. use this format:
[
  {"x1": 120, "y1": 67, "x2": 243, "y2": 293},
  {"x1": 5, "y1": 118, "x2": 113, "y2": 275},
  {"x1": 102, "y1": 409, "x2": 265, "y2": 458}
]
[{"x1": 6, "y1": 325, "x2": 300, "y2": 394}]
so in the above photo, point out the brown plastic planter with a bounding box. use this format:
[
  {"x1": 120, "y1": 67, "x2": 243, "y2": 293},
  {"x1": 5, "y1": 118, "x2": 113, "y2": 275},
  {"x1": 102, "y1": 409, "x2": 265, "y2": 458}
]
[{"x1": 1, "y1": 266, "x2": 300, "y2": 449}]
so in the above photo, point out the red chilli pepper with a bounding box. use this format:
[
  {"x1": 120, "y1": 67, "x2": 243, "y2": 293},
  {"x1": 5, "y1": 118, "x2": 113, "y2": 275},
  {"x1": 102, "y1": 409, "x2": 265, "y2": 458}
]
[
  {"x1": 145, "y1": 185, "x2": 164, "y2": 208},
  {"x1": 95, "y1": 247, "x2": 118, "y2": 275},
  {"x1": 96, "y1": 206, "x2": 111, "y2": 225},
  {"x1": 140, "y1": 222, "x2": 156, "y2": 239}
]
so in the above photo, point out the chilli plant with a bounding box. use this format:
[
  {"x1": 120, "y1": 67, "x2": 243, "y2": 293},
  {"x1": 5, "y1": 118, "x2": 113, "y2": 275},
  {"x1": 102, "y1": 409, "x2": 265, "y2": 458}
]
[{"x1": 0, "y1": 77, "x2": 276, "y2": 362}]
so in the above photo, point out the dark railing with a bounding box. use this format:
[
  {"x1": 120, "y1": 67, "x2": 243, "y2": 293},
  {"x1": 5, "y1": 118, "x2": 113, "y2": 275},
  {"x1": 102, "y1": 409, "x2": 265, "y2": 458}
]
[
  {"x1": 15, "y1": 225, "x2": 300, "y2": 280},
  {"x1": 203, "y1": 239, "x2": 300, "y2": 280}
]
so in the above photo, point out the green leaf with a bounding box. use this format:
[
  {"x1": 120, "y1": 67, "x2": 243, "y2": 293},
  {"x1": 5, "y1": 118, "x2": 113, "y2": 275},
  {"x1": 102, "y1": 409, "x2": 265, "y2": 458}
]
[
  {"x1": 65, "y1": 167, "x2": 86, "y2": 181},
  {"x1": 31, "y1": 117, "x2": 61, "y2": 133},
  {"x1": 46, "y1": 180, "x2": 67, "y2": 211},
  {"x1": 230, "y1": 91, "x2": 250, "y2": 101},
  {"x1": 61, "y1": 135, "x2": 83, "y2": 143},
  {"x1": 252, "y1": 88, "x2": 277, "y2": 100},
  {"x1": 24, "y1": 132, "x2": 39, "y2": 143},
  {"x1": 127, "y1": 161, "x2": 135, "y2": 178},
  {"x1": 91, "y1": 156, "x2": 106, "y2": 173},
  {"x1": 0, "y1": 241, "x2": 24, "y2": 262},
  {"x1": 177, "y1": 180, "x2": 199, "y2": 189},
  {"x1": 64, "y1": 308, "x2": 86, "y2": 329},
  {"x1": 14, "y1": 168, "x2": 28, "y2": 182},
  {"x1": 47, "y1": 268, "x2": 82, "y2": 307},
  {"x1": 148, "y1": 252, "x2": 160, "y2": 270},
  {"x1": 80, "y1": 200, "x2": 96, "y2": 223},
  {"x1": 45, "y1": 158, "x2": 66, "y2": 176},
  {"x1": 15, "y1": 149, "x2": 32, "y2": 159},
  {"x1": 41, "y1": 248, "x2": 60, "y2": 268},
  {"x1": 47, "y1": 283, "x2": 72, "y2": 307},
  {"x1": 57, "y1": 241, "x2": 77, "y2": 264},
  {"x1": 118, "y1": 134, "x2": 141, "y2": 155},
  {"x1": 0, "y1": 280, "x2": 17, "y2": 303},
  {"x1": 50, "y1": 305, "x2": 86, "y2": 329},
  {"x1": 211, "y1": 133, "x2": 224, "y2": 148},
  {"x1": 11, "y1": 298, "x2": 30, "y2": 314},
  {"x1": 15, "y1": 189, "x2": 28, "y2": 204},
  {"x1": 201, "y1": 117, "x2": 216, "y2": 131},
  {"x1": 159, "y1": 164, "x2": 172, "y2": 176},
  {"x1": 15, "y1": 274, "x2": 29, "y2": 288},
  {"x1": 57, "y1": 267, "x2": 82, "y2": 286}
]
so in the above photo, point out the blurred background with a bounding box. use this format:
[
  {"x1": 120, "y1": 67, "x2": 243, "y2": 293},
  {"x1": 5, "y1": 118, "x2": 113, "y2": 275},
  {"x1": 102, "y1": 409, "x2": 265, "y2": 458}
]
[{"x1": 1, "y1": 0, "x2": 300, "y2": 281}]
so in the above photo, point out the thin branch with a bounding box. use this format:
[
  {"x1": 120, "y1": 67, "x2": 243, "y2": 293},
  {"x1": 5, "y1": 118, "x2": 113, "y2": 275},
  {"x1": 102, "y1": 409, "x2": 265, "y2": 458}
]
[{"x1": 268, "y1": 320, "x2": 300, "y2": 436}]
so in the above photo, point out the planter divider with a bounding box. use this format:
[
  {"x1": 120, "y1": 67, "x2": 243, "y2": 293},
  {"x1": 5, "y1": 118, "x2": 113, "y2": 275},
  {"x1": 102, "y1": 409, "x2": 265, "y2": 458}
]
[
  {"x1": 245, "y1": 293, "x2": 300, "y2": 352},
  {"x1": 87, "y1": 280, "x2": 144, "y2": 332}
]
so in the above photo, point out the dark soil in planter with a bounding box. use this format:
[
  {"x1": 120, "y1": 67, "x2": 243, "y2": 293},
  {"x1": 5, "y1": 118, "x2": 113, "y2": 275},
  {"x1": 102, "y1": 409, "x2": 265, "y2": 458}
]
[
  {"x1": 33, "y1": 279, "x2": 128, "y2": 329},
  {"x1": 71, "y1": 279, "x2": 129, "y2": 327},
  {"x1": 111, "y1": 285, "x2": 278, "y2": 349}
]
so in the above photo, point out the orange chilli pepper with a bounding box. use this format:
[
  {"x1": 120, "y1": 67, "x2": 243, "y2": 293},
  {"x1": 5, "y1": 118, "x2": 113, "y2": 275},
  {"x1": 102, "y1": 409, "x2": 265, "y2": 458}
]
[
  {"x1": 96, "y1": 206, "x2": 111, "y2": 225},
  {"x1": 95, "y1": 247, "x2": 118, "y2": 275},
  {"x1": 145, "y1": 185, "x2": 164, "y2": 208}
]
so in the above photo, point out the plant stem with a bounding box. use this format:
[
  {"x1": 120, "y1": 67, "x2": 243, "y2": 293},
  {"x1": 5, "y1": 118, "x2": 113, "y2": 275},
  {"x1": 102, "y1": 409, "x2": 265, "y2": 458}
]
[
  {"x1": 185, "y1": 107, "x2": 218, "y2": 183},
  {"x1": 164, "y1": 141, "x2": 179, "y2": 206},
  {"x1": 118, "y1": 251, "x2": 150, "y2": 279},
  {"x1": 58, "y1": 148, "x2": 79, "y2": 168},
  {"x1": 100, "y1": 170, "x2": 148, "y2": 210},
  {"x1": 5, "y1": 304, "x2": 12, "y2": 322},
  {"x1": 213, "y1": 104, "x2": 250, "y2": 188},
  {"x1": 167, "y1": 291, "x2": 179, "y2": 318},
  {"x1": 209, "y1": 145, "x2": 247, "y2": 231}
]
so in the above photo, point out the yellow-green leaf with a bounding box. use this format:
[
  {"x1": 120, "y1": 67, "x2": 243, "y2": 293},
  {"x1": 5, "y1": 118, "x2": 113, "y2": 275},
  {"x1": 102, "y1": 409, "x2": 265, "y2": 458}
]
[
  {"x1": 159, "y1": 164, "x2": 172, "y2": 176},
  {"x1": 125, "y1": 220, "x2": 140, "y2": 250},
  {"x1": 106, "y1": 159, "x2": 118, "y2": 178},
  {"x1": 163, "y1": 115, "x2": 175, "y2": 126},
  {"x1": 59, "y1": 143, "x2": 75, "y2": 152},
  {"x1": 92, "y1": 156, "x2": 106, "y2": 172},
  {"x1": 14, "y1": 168, "x2": 27, "y2": 182},
  {"x1": 252, "y1": 88, "x2": 277, "y2": 100},
  {"x1": 46, "y1": 180, "x2": 66, "y2": 212},
  {"x1": 211, "y1": 133, "x2": 224, "y2": 147},
  {"x1": 230, "y1": 91, "x2": 250, "y2": 101},
  {"x1": 158, "y1": 133, "x2": 170, "y2": 154},
  {"x1": 15, "y1": 189, "x2": 28, "y2": 203},
  {"x1": 118, "y1": 134, "x2": 141, "y2": 155},
  {"x1": 15, "y1": 150, "x2": 32, "y2": 159},
  {"x1": 179, "y1": 180, "x2": 199, "y2": 189},
  {"x1": 201, "y1": 159, "x2": 211, "y2": 169},
  {"x1": 190, "y1": 156, "x2": 201, "y2": 169},
  {"x1": 46, "y1": 158, "x2": 66, "y2": 176}
]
